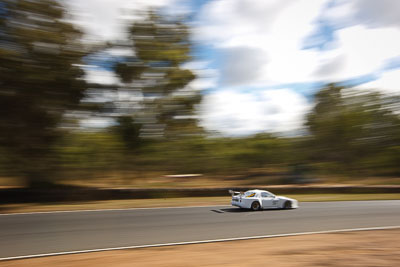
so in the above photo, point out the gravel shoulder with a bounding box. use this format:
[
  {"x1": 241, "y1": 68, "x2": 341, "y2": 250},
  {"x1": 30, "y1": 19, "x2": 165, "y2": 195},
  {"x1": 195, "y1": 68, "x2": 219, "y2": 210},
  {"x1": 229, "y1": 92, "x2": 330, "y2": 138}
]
[{"x1": 1, "y1": 229, "x2": 399, "y2": 266}]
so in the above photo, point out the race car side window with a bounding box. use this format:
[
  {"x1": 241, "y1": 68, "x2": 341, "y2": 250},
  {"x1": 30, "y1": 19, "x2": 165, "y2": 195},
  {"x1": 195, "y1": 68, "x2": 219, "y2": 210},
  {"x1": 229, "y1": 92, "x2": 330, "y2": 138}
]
[
  {"x1": 245, "y1": 191, "x2": 256, "y2": 197},
  {"x1": 261, "y1": 192, "x2": 272, "y2": 198}
]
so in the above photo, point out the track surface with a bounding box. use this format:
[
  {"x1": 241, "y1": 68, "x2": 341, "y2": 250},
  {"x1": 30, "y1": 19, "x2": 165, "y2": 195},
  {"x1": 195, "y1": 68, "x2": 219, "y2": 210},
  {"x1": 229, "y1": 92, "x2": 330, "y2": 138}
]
[{"x1": 0, "y1": 200, "x2": 399, "y2": 259}]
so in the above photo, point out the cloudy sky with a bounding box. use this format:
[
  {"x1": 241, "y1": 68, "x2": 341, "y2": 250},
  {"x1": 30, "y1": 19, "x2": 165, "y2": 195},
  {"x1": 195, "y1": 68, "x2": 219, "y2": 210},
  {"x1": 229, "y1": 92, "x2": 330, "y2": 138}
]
[{"x1": 67, "y1": 0, "x2": 400, "y2": 135}]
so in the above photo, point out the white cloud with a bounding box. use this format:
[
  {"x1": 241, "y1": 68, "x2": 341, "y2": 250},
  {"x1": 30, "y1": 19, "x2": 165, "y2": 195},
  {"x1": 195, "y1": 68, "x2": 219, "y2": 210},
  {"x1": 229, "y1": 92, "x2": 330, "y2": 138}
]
[
  {"x1": 84, "y1": 68, "x2": 121, "y2": 85},
  {"x1": 80, "y1": 117, "x2": 115, "y2": 128},
  {"x1": 315, "y1": 25, "x2": 400, "y2": 81},
  {"x1": 219, "y1": 46, "x2": 266, "y2": 86},
  {"x1": 67, "y1": 0, "x2": 400, "y2": 135},
  {"x1": 196, "y1": 0, "x2": 400, "y2": 86},
  {"x1": 355, "y1": 68, "x2": 400, "y2": 95},
  {"x1": 194, "y1": 0, "x2": 295, "y2": 44},
  {"x1": 200, "y1": 88, "x2": 311, "y2": 135},
  {"x1": 105, "y1": 47, "x2": 135, "y2": 57},
  {"x1": 65, "y1": 0, "x2": 177, "y2": 41},
  {"x1": 324, "y1": 0, "x2": 400, "y2": 29},
  {"x1": 195, "y1": 0, "x2": 328, "y2": 86},
  {"x1": 188, "y1": 77, "x2": 218, "y2": 91},
  {"x1": 181, "y1": 61, "x2": 219, "y2": 91},
  {"x1": 353, "y1": 0, "x2": 400, "y2": 28}
]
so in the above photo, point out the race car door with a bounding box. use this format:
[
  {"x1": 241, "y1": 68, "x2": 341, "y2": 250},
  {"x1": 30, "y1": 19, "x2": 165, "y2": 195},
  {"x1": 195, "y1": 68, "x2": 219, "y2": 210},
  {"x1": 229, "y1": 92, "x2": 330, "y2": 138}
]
[{"x1": 261, "y1": 192, "x2": 278, "y2": 208}]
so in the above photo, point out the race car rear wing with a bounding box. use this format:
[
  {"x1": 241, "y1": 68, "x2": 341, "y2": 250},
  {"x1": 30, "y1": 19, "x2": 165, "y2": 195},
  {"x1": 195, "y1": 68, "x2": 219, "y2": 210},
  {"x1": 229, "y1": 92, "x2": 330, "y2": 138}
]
[{"x1": 228, "y1": 190, "x2": 241, "y2": 196}]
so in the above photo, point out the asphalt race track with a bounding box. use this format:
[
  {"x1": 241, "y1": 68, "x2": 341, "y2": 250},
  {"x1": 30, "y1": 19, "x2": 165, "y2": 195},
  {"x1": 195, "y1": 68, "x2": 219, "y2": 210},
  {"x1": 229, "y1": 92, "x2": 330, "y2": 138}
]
[{"x1": 0, "y1": 200, "x2": 399, "y2": 259}]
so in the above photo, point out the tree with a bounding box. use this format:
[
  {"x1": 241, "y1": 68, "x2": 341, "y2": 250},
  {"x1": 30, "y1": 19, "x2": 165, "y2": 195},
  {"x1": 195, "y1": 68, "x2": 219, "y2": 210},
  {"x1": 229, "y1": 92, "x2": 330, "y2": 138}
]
[
  {"x1": 113, "y1": 10, "x2": 200, "y2": 142},
  {"x1": 0, "y1": 0, "x2": 88, "y2": 186},
  {"x1": 306, "y1": 83, "x2": 400, "y2": 175},
  {"x1": 113, "y1": 116, "x2": 141, "y2": 150}
]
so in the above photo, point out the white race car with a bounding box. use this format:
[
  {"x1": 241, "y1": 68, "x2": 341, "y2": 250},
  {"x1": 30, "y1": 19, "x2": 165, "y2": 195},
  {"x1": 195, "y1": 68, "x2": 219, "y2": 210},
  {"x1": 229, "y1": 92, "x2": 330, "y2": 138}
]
[{"x1": 230, "y1": 189, "x2": 298, "y2": 211}]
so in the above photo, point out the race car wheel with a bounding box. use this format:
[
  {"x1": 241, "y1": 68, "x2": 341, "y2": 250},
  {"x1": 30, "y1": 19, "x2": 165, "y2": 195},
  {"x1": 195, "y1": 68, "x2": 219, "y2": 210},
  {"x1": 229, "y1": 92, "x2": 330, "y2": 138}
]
[
  {"x1": 251, "y1": 201, "x2": 261, "y2": 211},
  {"x1": 284, "y1": 201, "x2": 292, "y2": 209}
]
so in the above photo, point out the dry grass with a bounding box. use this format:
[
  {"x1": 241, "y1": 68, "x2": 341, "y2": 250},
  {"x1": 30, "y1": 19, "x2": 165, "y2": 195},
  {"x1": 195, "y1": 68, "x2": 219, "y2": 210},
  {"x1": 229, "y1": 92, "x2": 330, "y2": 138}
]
[
  {"x1": 1, "y1": 229, "x2": 399, "y2": 266},
  {"x1": 3, "y1": 172, "x2": 400, "y2": 189}
]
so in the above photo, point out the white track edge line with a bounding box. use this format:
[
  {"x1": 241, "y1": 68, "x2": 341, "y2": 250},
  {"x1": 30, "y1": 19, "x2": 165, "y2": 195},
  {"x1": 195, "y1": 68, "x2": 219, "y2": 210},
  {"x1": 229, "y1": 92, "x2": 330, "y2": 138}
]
[
  {"x1": 0, "y1": 205, "x2": 230, "y2": 216},
  {"x1": 2, "y1": 200, "x2": 399, "y2": 216},
  {"x1": 1, "y1": 225, "x2": 399, "y2": 261}
]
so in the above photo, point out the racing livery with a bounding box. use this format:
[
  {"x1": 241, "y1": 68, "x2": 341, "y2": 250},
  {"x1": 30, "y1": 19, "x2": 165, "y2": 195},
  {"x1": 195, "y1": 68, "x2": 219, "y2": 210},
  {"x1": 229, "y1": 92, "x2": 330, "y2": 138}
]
[{"x1": 230, "y1": 189, "x2": 299, "y2": 211}]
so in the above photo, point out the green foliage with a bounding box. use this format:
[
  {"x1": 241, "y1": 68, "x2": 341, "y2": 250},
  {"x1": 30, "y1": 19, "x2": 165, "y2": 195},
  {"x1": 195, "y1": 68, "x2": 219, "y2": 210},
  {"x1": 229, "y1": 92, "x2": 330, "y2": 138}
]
[
  {"x1": 114, "y1": 63, "x2": 146, "y2": 84},
  {"x1": 306, "y1": 83, "x2": 400, "y2": 175},
  {"x1": 55, "y1": 133, "x2": 296, "y2": 176},
  {"x1": 58, "y1": 132, "x2": 124, "y2": 172},
  {"x1": 21, "y1": 81, "x2": 400, "y2": 185},
  {"x1": 1, "y1": 1, "x2": 400, "y2": 188},
  {"x1": 113, "y1": 10, "x2": 200, "y2": 140},
  {"x1": 113, "y1": 116, "x2": 141, "y2": 150},
  {"x1": 0, "y1": 0, "x2": 88, "y2": 186},
  {"x1": 129, "y1": 12, "x2": 191, "y2": 67}
]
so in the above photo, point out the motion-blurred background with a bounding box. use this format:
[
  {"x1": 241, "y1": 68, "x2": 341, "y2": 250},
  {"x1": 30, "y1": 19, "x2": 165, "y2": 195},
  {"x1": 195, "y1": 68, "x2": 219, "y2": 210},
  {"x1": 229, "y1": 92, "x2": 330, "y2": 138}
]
[{"x1": 1, "y1": 0, "x2": 400, "y2": 192}]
